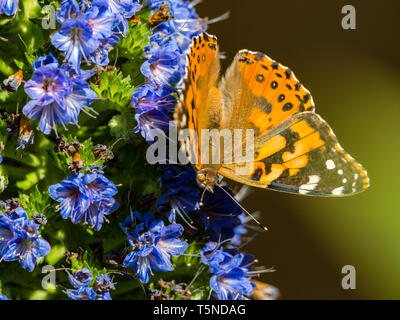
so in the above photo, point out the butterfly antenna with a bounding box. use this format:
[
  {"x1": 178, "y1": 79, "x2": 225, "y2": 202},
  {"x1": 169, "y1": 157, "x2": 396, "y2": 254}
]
[
  {"x1": 216, "y1": 184, "x2": 268, "y2": 232},
  {"x1": 199, "y1": 187, "x2": 208, "y2": 206}
]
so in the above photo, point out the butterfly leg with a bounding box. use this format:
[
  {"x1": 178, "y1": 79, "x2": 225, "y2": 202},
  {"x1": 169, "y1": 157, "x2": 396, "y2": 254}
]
[{"x1": 196, "y1": 166, "x2": 219, "y2": 192}]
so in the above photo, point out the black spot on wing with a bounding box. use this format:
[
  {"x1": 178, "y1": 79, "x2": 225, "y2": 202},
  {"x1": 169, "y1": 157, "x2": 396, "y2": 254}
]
[{"x1": 251, "y1": 168, "x2": 263, "y2": 181}]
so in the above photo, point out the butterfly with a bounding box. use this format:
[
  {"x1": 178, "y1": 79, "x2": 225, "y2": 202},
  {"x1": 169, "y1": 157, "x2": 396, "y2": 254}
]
[
  {"x1": 16, "y1": 117, "x2": 34, "y2": 150},
  {"x1": 1, "y1": 70, "x2": 23, "y2": 93},
  {"x1": 148, "y1": 1, "x2": 174, "y2": 25},
  {"x1": 174, "y1": 33, "x2": 369, "y2": 196}
]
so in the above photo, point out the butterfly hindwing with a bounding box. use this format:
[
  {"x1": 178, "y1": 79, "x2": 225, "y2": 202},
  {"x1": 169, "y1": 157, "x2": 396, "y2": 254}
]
[{"x1": 219, "y1": 112, "x2": 369, "y2": 196}]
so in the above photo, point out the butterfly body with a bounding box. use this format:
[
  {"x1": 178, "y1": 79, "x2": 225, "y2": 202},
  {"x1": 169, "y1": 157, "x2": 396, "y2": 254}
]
[{"x1": 175, "y1": 33, "x2": 369, "y2": 196}]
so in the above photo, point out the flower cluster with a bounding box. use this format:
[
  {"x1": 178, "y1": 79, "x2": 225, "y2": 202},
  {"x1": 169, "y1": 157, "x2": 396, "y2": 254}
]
[
  {"x1": 201, "y1": 242, "x2": 256, "y2": 300},
  {"x1": 0, "y1": 206, "x2": 51, "y2": 272},
  {"x1": 0, "y1": 0, "x2": 275, "y2": 301},
  {"x1": 66, "y1": 268, "x2": 115, "y2": 300},
  {"x1": 132, "y1": 0, "x2": 206, "y2": 140},
  {"x1": 49, "y1": 172, "x2": 118, "y2": 231},
  {"x1": 23, "y1": 54, "x2": 97, "y2": 135},
  {"x1": 0, "y1": 0, "x2": 18, "y2": 16},
  {"x1": 121, "y1": 211, "x2": 188, "y2": 283},
  {"x1": 52, "y1": 0, "x2": 141, "y2": 69}
]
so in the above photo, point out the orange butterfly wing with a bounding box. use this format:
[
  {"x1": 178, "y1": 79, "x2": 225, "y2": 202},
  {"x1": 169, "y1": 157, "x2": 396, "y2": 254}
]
[
  {"x1": 218, "y1": 47, "x2": 369, "y2": 196},
  {"x1": 174, "y1": 33, "x2": 223, "y2": 169},
  {"x1": 219, "y1": 50, "x2": 314, "y2": 135}
]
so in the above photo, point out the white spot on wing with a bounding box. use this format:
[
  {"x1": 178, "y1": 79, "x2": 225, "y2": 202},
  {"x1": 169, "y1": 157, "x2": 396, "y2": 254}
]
[
  {"x1": 338, "y1": 169, "x2": 343, "y2": 175},
  {"x1": 342, "y1": 178, "x2": 347, "y2": 183},
  {"x1": 326, "y1": 160, "x2": 335, "y2": 170},
  {"x1": 299, "y1": 175, "x2": 320, "y2": 193},
  {"x1": 332, "y1": 187, "x2": 344, "y2": 195}
]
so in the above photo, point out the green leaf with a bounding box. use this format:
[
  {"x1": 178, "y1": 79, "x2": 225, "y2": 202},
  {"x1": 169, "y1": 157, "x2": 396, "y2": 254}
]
[
  {"x1": 19, "y1": 185, "x2": 52, "y2": 217},
  {"x1": 70, "y1": 257, "x2": 83, "y2": 271},
  {"x1": 93, "y1": 68, "x2": 135, "y2": 109},
  {"x1": 13, "y1": 59, "x2": 25, "y2": 70},
  {"x1": 117, "y1": 21, "x2": 149, "y2": 61}
]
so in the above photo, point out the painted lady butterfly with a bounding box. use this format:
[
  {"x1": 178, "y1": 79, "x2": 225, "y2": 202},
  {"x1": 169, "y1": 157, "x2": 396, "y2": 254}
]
[{"x1": 174, "y1": 33, "x2": 369, "y2": 196}]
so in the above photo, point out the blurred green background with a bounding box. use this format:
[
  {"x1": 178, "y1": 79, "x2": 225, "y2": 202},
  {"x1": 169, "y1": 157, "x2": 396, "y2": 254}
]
[{"x1": 198, "y1": 0, "x2": 400, "y2": 299}]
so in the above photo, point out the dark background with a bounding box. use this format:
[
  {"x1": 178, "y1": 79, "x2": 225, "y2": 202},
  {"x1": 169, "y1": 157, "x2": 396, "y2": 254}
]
[{"x1": 197, "y1": 0, "x2": 400, "y2": 299}]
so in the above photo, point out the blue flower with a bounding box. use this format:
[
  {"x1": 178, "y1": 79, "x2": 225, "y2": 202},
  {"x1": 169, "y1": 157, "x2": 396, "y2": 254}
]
[
  {"x1": 82, "y1": 173, "x2": 119, "y2": 201},
  {"x1": 95, "y1": 274, "x2": 115, "y2": 292},
  {"x1": 67, "y1": 268, "x2": 93, "y2": 288},
  {"x1": 131, "y1": 84, "x2": 177, "y2": 140},
  {"x1": 32, "y1": 53, "x2": 59, "y2": 70},
  {"x1": 3, "y1": 206, "x2": 27, "y2": 220},
  {"x1": 51, "y1": 19, "x2": 100, "y2": 70},
  {"x1": 0, "y1": 0, "x2": 18, "y2": 16},
  {"x1": 122, "y1": 212, "x2": 188, "y2": 283},
  {"x1": 1, "y1": 211, "x2": 51, "y2": 272},
  {"x1": 95, "y1": 274, "x2": 115, "y2": 300},
  {"x1": 81, "y1": 199, "x2": 119, "y2": 231},
  {"x1": 0, "y1": 294, "x2": 8, "y2": 300},
  {"x1": 0, "y1": 215, "x2": 16, "y2": 257},
  {"x1": 81, "y1": 1, "x2": 119, "y2": 40},
  {"x1": 141, "y1": 43, "x2": 182, "y2": 85},
  {"x1": 48, "y1": 173, "x2": 90, "y2": 222},
  {"x1": 88, "y1": 37, "x2": 116, "y2": 66},
  {"x1": 209, "y1": 252, "x2": 256, "y2": 300},
  {"x1": 157, "y1": 165, "x2": 200, "y2": 223},
  {"x1": 53, "y1": 0, "x2": 136, "y2": 69},
  {"x1": 49, "y1": 173, "x2": 118, "y2": 230},
  {"x1": 65, "y1": 269, "x2": 115, "y2": 300},
  {"x1": 134, "y1": 109, "x2": 172, "y2": 141},
  {"x1": 56, "y1": 0, "x2": 80, "y2": 23},
  {"x1": 23, "y1": 55, "x2": 97, "y2": 135},
  {"x1": 198, "y1": 186, "x2": 243, "y2": 242},
  {"x1": 131, "y1": 84, "x2": 176, "y2": 114},
  {"x1": 66, "y1": 286, "x2": 97, "y2": 300},
  {"x1": 105, "y1": 0, "x2": 141, "y2": 18},
  {"x1": 200, "y1": 241, "x2": 227, "y2": 273}
]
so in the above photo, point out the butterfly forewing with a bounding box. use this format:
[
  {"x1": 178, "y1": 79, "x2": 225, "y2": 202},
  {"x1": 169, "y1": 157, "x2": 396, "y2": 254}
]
[
  {"x1": 219, "y1": 49, "x2": 315, "y2": 135},
  {"x1": 174, "y1": 33, "x2": 222, "y2": 168}
]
